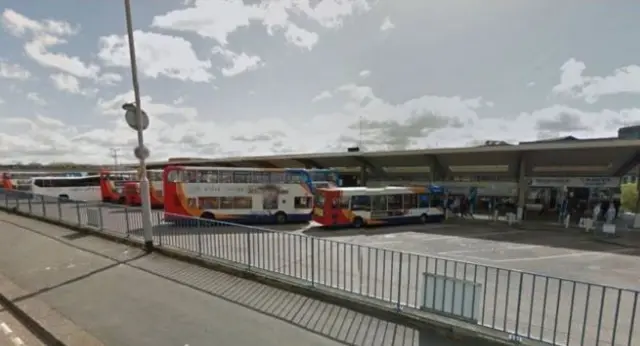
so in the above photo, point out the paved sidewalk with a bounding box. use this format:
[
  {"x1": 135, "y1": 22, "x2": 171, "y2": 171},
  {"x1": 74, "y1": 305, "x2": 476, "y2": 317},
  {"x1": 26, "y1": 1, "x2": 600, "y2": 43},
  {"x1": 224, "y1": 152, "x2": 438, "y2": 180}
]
[
  {"x1": 0, "y1": 212, "x2": 467, "y2": 346},
  {"x1": 0, "y1": 309, "x2": 43, "y2": 346}
]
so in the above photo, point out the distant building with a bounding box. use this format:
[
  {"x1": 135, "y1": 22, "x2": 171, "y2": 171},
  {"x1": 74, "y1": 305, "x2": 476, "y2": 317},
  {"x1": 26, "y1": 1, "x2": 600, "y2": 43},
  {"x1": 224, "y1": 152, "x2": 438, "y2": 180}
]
[
  {"x1": 618, "y1": 125, "x2": 640, "y2": 184},
  {"x1": 618, "y1": 125, "x2": 640, "y2": 139}
]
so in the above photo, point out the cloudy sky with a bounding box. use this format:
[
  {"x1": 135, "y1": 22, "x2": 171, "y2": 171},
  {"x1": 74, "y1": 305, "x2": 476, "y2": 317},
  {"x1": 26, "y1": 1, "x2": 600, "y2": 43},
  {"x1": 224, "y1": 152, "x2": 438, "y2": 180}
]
[{"x1": 1, "y1": 0, "x2": 639, "y2": 164}]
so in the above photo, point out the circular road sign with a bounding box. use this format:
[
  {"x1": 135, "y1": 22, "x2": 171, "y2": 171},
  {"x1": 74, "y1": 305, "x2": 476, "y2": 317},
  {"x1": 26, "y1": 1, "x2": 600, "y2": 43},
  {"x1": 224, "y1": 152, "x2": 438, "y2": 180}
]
[
  {"x1": 134, "y1": 145, "x2": 150, "y2": 160},
  {"x1": 124, "y1": 107, "x2": 150, "y2": 131}
]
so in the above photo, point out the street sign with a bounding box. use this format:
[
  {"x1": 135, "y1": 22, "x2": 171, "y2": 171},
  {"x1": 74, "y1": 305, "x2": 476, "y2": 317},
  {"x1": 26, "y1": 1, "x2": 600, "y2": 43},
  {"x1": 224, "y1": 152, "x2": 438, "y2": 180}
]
[
  {"x1": 134, "y1": 145, "x2": 150, "y2": 160},
  {"x1": 124, "y1": 107, "x2": 149, "y2": 131}
]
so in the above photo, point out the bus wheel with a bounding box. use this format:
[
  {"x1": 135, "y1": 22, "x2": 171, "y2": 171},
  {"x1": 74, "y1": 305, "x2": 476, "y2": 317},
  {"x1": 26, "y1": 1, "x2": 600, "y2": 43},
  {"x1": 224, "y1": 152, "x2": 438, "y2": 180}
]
[
  {"x1": 199, "y1": 212, "x2": 216, "y2": 227},
  {"x1": 352, "y1": 217, "x2": 364, "y2": 228},
  {"x1": 118, "y1": 196, "x2": 126, "y2": 204},
  {"x1": 420, "y1": 213, "x2": 428, "y2": 224},
  {"x1": 275, "y1": 212, "x2": 287, "y2": 224},
  {"x1": 59, "y1": 195, "x2": 69, "y2": 202}
]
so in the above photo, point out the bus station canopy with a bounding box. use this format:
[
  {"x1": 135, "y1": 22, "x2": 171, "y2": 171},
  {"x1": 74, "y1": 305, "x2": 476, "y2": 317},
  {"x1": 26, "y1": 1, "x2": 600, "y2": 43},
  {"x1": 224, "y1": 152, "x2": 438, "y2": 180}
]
[{"x1": 146, "y1": 138, "x2": 640, "y2": 178}]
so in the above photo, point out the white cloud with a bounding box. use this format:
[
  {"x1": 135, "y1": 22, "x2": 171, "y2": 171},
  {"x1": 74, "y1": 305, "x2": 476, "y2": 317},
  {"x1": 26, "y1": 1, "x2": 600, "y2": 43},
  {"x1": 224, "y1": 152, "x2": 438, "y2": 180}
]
[
  {"x1": 359, "y1": 70, "x2": 371, "y2": 78},
  {"x1": 26, "y1": 92, "x2": 46, "y2": 106},
  {"x1": 553, "y1": 58, "x2": 640, "y2": 103},
  {"x1": 380, "y1": 16, "x2": 395, "y2": 31},
  {"x1": 213, "y1": 46, "x2": 263, "y2": 77},
  {"x1": 312, "y1": 90, "x2": 332, "y2": 102},
  {"x1": 97, "y1": 90, "x2": 199, "y2": 120},
  {"x1": 50, "y1": 73, "x2": 94, "y2": 96},
  {"x1": 2, "y1": 9, "x2": 116, "y2": 83},
  {"x1": 283, "y1": 23, "x2": 319, "y2": 50},
  {"x1": 1, "y1": 85, "x2": 638, "y2": 164},
  {"x1": 151, "y1": 0, "x2": 370, "y2": 51},
  {"x1": 35, "y1": 114, "x2": 65, "y2": 127},
  {"x1": 0, "y1": 61, "x2": 31, "y2": 80},
  {"x1": 98, "y1": 30, "x2": 213, "y2": 82},
  {"x1": 1, "y1": 9, "x2": 77, "y2": 37}
]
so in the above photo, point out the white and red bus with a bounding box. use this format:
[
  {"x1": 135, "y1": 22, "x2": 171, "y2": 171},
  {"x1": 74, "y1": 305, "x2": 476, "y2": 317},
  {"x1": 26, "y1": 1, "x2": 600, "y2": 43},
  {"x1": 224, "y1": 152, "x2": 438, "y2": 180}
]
[
  {"x1": 312, "y1": 186, "x2": 445, "y2": 228},
  {"x1": 121, "y1": 170, "x2": 164, "y2": 208},
  {"x1": 163, "y1": 165, "x2": 314, "y2": 224},
  {"x1": 2, "y1": 171, "x2": 86, "y2": 191}
]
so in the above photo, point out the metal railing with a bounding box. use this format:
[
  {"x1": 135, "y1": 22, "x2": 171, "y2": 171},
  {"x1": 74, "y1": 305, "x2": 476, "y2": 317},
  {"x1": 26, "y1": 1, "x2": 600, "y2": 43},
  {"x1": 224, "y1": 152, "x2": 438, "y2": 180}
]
[{"x1": 1, "y1": 189, "x2": 638, "y2": 346}]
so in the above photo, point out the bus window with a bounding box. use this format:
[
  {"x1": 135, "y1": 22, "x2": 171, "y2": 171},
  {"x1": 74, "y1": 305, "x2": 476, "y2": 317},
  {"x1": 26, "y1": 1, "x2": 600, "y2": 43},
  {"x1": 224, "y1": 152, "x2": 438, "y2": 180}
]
[
  {"x1": 167, "y1": 170, "x2": 181, "y2": 182},
  {"x1": 339, "y1": 195, "x2": 350, "y2": 209},
  {"x1": 314, "y1": 194, "x2": 325, "y2": 208},
  {"x1": 202, "y1": 170, "x2": 218, "y2": 183},
  {"x1": 234, "y1": 171, "x2": 250, "y2": 183},
  {"x1": 403, "y1": 194, "x2": 417, "y2": 209},
  {"x1": 418, "y1": 194, "x2": 429, "y2": 208},
  {"x1": 253, "y1": 172, "x2": 269, "y2": 184},
  {"x1": 270, "y1": 172, "x2": 285, "y2": 183},
  {"x1": 233, "y1": 196, "x2": 253, "y2": 209},
  {"x1": 387, "y1": 194, "x2": 403, "y2": 210},
  {"x1": 294, "y1": 196, "x2": 312, "y2": 209},
  {"x1": 351, "y1": 195, "x2": 371, "y2": 211},
  {"x1": 220, "y1": 171, "x2": 233, "y2": 183},
  {"x1": 372, "y1": 195, "x2": 387, "y2": 211},
  {"x1": 430, "y1": 194, "x2": 442, "y2": 208}
]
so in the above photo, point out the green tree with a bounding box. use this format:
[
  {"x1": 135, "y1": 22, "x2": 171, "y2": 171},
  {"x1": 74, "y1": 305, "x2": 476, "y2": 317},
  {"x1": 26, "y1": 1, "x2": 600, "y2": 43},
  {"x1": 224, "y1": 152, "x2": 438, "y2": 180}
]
[{"x1": 621, "y1": 183, "x2": 638, "y2": 212}]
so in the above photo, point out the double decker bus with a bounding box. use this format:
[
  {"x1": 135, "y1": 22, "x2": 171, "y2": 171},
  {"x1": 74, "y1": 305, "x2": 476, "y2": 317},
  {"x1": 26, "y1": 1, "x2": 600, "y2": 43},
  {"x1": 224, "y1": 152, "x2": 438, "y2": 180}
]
[
  {"x1": 31, "y1": 175, "x2": 102, "y2": 201},
  {"x1": 163, "y1": 166, "x2": 314, "y2": 224},
  {"x1": 99, "y1": 170, "x2": 138, "y2": 203},
  {"x1": 308, "y1": 168, "x2": 341, "y2": 189},
  {"x1": 121, "y1": 169, "x2": 164, "y2": 208},
  {"x1": 313, "y1": 186, "x2": 445, "y2": 228}
]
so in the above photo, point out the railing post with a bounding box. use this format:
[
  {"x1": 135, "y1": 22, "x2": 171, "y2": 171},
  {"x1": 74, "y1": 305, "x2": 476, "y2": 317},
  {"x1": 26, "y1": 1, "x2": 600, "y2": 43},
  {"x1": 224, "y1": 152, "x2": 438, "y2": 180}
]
[
  {"x1": 124, "y1": 207, "x2": 131, "y2": 237},
  {"x1": 76, "y1": 201, "x2": 81, "y2": 225},
  {"x1": 396, "y1": 252, "x2": 403, "y2": 311},
  {"x1": 4, "y1": 190, "x2": 8, "y2": 208},
  {"x1": 311, "y1": 237, "x2": 315, "y2": 287},
  {"x1": 156, "y1": 213, "x2": 162, "y2": 246},
  {"x1": 197, "y1": 231, "x2": 203, "y2": 256},
  {"x1": 246, "y1": 228, "x2": 252, "y2": 269},
  {"x1": 57, "y1": 198, "x2": 62, "y2": 221},
  {"x1": 98, "y1": 204, "x2": 104, "y2": 231},
  {"x1": 27, "y1": 194, "x2": 32, "y2": 214},
  {"x1": 41, "y1": 195, "x2": 46, "y2": 217}
]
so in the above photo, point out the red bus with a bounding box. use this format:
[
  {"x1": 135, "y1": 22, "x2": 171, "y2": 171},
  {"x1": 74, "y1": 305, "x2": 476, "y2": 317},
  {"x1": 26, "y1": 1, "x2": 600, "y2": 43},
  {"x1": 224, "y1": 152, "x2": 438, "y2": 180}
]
[
  {"x1": 99, "y1": 170, "x2": 137, "y2": 203},
  {"x1": 121, "y1": 169, "x2": 164, "y2": 208}
]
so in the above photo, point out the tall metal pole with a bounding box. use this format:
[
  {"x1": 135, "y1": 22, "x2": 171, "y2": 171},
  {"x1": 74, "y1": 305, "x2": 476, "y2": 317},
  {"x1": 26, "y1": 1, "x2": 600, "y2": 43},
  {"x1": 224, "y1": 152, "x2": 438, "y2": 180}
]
[{"x1": 124, "y1": 0, "x2": 153, "y2": 251}]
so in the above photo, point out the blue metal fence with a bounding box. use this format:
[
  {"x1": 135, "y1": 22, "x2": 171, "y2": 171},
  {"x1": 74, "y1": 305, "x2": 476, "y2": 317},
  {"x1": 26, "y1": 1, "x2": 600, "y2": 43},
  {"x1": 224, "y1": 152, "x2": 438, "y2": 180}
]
[{"x1": 1, "y1": 189, "x2": 638, "y2": 346}]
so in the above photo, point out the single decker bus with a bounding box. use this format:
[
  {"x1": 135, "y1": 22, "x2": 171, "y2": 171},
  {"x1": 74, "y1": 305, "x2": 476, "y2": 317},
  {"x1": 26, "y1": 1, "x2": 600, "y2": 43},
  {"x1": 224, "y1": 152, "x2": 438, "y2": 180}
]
[
  {"x1": 312, "y1": 186, "x2": 445, "y2": 228},
  {"x1": 31, "y1": 175, "x2": 102, "y2": 201},
  {"x1": 163, "y1": 165, "x2": 314, "y2": 224}
]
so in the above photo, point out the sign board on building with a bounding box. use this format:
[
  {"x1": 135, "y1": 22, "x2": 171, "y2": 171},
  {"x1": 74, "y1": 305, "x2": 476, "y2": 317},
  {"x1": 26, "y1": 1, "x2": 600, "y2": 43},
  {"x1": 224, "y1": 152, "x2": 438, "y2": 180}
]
[{"x1": 529, "y1": 177, "x2": 620, "y2": 188}]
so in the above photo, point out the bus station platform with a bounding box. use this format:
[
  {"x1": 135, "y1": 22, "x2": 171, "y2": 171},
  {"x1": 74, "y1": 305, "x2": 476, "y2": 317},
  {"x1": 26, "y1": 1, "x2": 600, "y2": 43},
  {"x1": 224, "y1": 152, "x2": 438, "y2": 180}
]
[{"x1": 0, "y1": 212, "x2": 472, "y2": 346}]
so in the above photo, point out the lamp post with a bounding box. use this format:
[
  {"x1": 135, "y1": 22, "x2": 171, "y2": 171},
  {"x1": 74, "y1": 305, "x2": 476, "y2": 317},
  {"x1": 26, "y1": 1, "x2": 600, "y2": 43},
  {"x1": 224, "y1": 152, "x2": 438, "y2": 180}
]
[{"x1": 123, "y1": 0, "x2": 153, "y2": 251}]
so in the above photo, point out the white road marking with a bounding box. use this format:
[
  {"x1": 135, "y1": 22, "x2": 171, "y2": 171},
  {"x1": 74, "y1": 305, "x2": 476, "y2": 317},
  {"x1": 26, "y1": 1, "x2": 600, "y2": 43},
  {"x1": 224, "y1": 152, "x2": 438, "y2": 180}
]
[
  {"x1": 488, "y1": 247, "x2": 638, "y2": 263},
  {"x1": 11, "y1": 336, "x2": 24, "y2": 346},
  {"x1": 362, "y1": 230, "x2": 529, "y2": 245},
  {"x1": 440, "y1": 244, "x2": 537, "y2": 255},
  {"x1": 0, "y1": 322, "x2": 12, "y2": 335}
]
